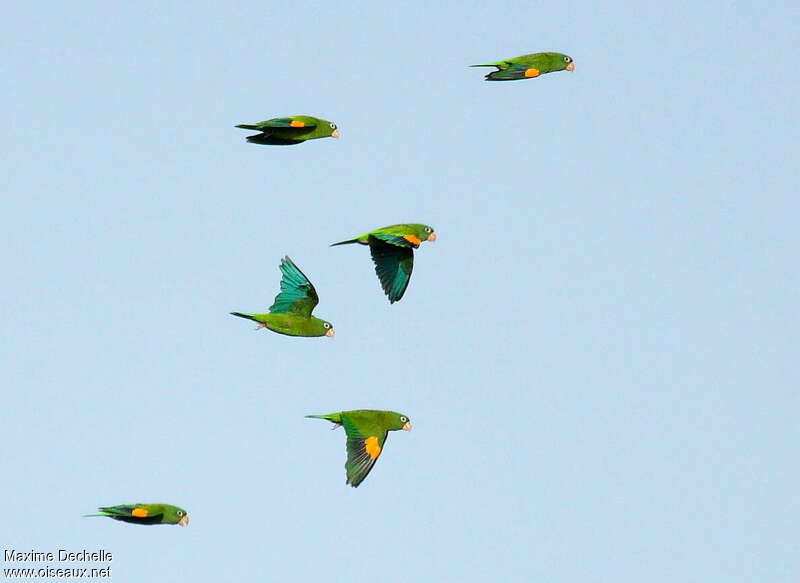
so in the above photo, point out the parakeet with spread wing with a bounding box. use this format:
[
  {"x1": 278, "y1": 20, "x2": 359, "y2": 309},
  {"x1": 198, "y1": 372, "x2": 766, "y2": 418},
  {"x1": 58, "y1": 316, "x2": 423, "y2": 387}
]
[
  {"x1": 230, "y1": 256, "x2": 334, "y2": 337},
  {"x1": 307, "y1": 410, "x2": 412, "y2": 487},
  {"x1": 331, "y1": 224, "x2": 436, "y2": 303}
]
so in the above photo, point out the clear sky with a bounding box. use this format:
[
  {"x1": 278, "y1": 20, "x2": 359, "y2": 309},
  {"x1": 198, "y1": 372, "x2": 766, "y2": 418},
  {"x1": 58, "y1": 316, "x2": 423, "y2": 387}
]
[{"x1": 2, "y1": 1, "x2": 798, "y2": 581}]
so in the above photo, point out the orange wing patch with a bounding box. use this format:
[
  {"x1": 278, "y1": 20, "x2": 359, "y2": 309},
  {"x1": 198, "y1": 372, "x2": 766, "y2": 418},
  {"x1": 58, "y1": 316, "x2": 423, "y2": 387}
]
[
  {"x1": 524, "y1": 68, "x2": 541, "y2": 78},
  {"x1": 131, "y1": 507, "x2": 149, "y2": 518},
  {"x1": 364, "y1": 436, "x2": 382, "y2": 459},
  {"x1": 404, "y1": 234, "x2": 422, "y2": 246},
  {"x1": 290, "y1": 120, "x2": 306, "y2": 128}
]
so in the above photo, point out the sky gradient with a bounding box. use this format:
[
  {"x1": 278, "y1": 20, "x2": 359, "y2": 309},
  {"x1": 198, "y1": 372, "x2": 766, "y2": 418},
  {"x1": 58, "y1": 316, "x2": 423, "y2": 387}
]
[{"x1": 2, "y1": 1, "x2": 798, "y2": 582}]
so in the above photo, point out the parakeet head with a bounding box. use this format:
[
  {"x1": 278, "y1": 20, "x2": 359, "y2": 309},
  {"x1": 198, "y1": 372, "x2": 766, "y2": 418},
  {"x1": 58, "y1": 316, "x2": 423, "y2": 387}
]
[
  {"x1": 317, "y1": 119, "x2": 340, "y2": 139},
  {"x1": 410, "y1": 224, "x2": 436, "y2": 243},
  {"x1": 551, "y1": 53, "x2": 574, "y2": 72},
  {"x1": 328, "y1": 122, "x2": 341, "y2": 139},
  {"x1": 388, "y1": 412, "x2": 413, "y2": 431},
  {"x1": 163, "y1": 505, "x2": 190, "y2": 526},
  {"x1": 311, "y1": 318, "x2": 335, "y2": 337}
]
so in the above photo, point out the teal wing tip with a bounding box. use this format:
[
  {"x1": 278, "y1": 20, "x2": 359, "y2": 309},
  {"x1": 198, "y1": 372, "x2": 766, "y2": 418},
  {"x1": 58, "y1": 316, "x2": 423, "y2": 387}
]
[{"x1": 280, "y1": 255, "x2": 301, "y2": 275}]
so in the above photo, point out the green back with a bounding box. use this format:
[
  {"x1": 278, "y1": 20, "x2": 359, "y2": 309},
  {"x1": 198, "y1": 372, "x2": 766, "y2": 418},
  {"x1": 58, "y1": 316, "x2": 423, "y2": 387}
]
[
  {"x1": 269, "y1": 256, "x2": 320, "y2": 318},
  {"x1": 505, "y1": 52, "x2": 573, "y2": 73},
  {"x1": 342, "y1": 410, "x2": 409, "y2": 433},
  {"x1": 331, "y1": 223, "x2": 435, "y2": 246},
  {"x1": 368, "y1": 224, "x2": 434, "y2": 244}
]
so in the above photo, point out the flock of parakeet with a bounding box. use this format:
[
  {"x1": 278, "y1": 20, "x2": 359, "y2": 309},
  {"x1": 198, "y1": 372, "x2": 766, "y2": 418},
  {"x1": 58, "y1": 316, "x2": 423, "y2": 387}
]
[{"x1": 87, "y1": 51, "x2": 573, "y2": 526}]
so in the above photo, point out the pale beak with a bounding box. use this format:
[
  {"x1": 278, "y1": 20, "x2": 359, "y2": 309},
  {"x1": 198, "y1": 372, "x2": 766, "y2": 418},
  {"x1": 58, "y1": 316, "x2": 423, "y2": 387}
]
[
  {"x1": 326, "y1": 328, "x2": 335, "y2": 337},
  {"x1": 427, "y1": 232, "x2": 437, "y2": 242},
  {"x1": 331, "y1": 129, "x2": 341, "y2": 138},
  {"x1": 178, "y1": 515, "x2": 189, "y2": 527},
  {"x1": 403, "y1": 421, "x2": 412, "y2": 431},
  {"x1": 566, "y1": 63, "x2": 575, "y2": 71}
]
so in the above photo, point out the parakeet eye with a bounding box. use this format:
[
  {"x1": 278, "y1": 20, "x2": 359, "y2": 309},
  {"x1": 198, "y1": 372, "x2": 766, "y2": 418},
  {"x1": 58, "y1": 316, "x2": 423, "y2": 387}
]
[
  {"x1": 400, "y1": 416, "x2": 408, "y2": 422},
  {"x1": 424, "y1": 227, "x2": 432, "y2": 233},
  {"x1": 177, "y1": 511, "x2": 184, "y2": 516},
  {"x1": 564, "y1": 56, "x2": 572, "y2": 63},
  {"x1": 323, "y1": 322, "x2": 331, "y2": 329},
  {"x1": 329, "y1": 122, "x2": 336, "y2": 129}
]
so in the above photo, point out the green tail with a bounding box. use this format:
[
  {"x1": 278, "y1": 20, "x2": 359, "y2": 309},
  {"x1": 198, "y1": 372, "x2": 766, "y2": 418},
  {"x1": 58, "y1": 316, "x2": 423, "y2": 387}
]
[
  {"x1": 230, "y1": 312, "x2": 256, "y2": 321},
  {"x1": 83, "y1": 513, "x2": 106, "y2": 518},
  {"x1": 235, "y1": 124, "x2": 261, "y2": 130},
  {"x1": 330, "y1": 238, "x2": 359, "y2": 247},
  {"x1": 306, "y1": 413, "x2": 342, "y2": 423}
]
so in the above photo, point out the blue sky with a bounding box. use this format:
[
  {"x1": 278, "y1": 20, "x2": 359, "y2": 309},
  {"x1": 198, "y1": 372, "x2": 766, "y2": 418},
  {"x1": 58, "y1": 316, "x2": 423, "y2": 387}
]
[{"x1": 2, "y1": 1, "x2": 798, "y2": 581}]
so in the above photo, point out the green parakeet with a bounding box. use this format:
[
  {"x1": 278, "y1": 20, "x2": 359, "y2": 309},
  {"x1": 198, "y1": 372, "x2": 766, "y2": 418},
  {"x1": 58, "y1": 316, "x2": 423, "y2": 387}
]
[
  {"x1": 231, "y1": 256, "x2": 334, "y2": 338},
  {"x1": 236, "y1": 115, "x2": 340, "y2": 145},
  {"x1": 306, "y1": 410, "x2": 412, "y2": 487},
  {"x1": 84, "y1": 503, "x2": 189, "y2": 526},
  {"x1": 331, "y1": 224, "x2": 436, "y2": 303},
  {"x1": 471, "y1": 52, "x2": 574, "y2": 81}
]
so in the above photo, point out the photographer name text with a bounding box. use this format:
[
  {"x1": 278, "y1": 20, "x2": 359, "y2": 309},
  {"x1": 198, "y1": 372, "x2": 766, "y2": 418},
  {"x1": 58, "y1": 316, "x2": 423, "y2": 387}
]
[{"x1": 4, "y1": 550, "x2": 112, "y2": 563}]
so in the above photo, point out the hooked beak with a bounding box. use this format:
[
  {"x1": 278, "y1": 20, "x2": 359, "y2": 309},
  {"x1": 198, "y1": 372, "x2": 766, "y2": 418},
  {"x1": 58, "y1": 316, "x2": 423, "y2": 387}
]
[
  {"x1": 178, "y1": 515, "x2": 189, "y2": 527},
  {"x1": 403, "y1": 421, "x2": 412, "y2": 431},
  {"x1": 427, "y1": 232, "x2": 437, "y2": 242},
  {"x1": 331, "y1": 129, "x2": 341, "y2": 138},
  {"x1": 326, "y1": 328, "x2": 335, "y2": 337},
  {"x1": 566, "y1": 63, "x2": 575, "y2": 71}
]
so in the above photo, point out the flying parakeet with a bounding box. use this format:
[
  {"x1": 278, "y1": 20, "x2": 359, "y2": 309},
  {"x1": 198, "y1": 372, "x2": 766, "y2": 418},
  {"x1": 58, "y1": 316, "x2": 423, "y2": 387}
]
[
  {"x1": 306, "y1": 410, "x2": 412, "y2": 487},
  {"x1": 235, "y1": 115, "x2": 340, "y2": 145},
  {"x1": 84, "y1": 503, "x2": 189, "y2": 526},
  {"x1": 331, "y1": 224, "x2": 436, "y2": 303},
  {"x1": 231, "y1": 256, "x2": 334, "y2": 338},
  {"x1": 471, "y1": 52, "x2": 574, "y2": 81}
]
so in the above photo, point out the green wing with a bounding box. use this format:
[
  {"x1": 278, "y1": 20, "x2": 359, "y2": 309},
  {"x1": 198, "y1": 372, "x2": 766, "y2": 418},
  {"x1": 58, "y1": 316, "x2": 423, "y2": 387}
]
[
  {"x1": 341, "y1": 415, "x2": 388, "y2": 488},
  {"x1": 370, "y1": 231, "x2": 420, "y2": 248},
  {"x1": 482, "y1": 65, "x2": 536, "y2": 81},
  {"x1": 236, "y1": 117, "x2": 317, "y2": 131},
  {"x1": 94, "y1": 504, "x2": 164, "y2": 524},
  {"x1": 269, "y1": 256, "x2": 319, "y2": 317},
  {"x1": 262, "y1": 117, "x2": 317, "y2": 129},
  {"x1": 368, "y1": 236, "x2": 414, "y2": 303}
]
